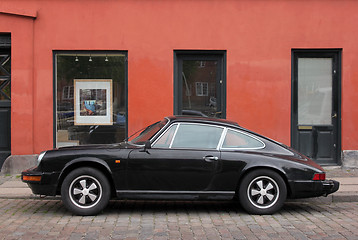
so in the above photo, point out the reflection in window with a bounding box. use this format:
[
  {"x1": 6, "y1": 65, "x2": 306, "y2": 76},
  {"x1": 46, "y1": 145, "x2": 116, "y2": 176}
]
[
  {"x1": 182, "y1": 60, "x2": 218, "y2": 117},
  {"x1": 171, "y1": 124, "x2": 223, "y2": 149},
  {"x1": 62, "y1": 86, "x2": 74, "y2": 100},
  {"x1": 222, "y1": 129, "x2": 264, "y2": 149},
  {"x1": 196, "y1": 82, "x2": 208, "y2": 96},
  {"x1": 56, "y1": 52, "x2": 127, "y2": 147},
  {"x1": 153, "y1": 124, "x2": 178, "y2": 148},
  {"x1": 298, "y1": 58, "x2": 332, "y2": 125},
  {"x1": 130, "y1": 119, "x2": 168, "y2": 145}
]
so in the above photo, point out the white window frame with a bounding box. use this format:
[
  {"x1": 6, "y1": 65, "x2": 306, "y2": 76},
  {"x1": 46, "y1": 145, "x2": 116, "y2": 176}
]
[
  {"x1": 62, "y1": 86, "x2": 74, "y2": 100},
  {"x1": 195, "y1": 82, "x2": 208, "y2": 96}
]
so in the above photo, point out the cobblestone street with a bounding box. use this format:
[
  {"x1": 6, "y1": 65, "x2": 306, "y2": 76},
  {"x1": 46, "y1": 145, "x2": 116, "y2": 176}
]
[{"x1": 0, "y1": 199, "x2": 357, "y2": 240}]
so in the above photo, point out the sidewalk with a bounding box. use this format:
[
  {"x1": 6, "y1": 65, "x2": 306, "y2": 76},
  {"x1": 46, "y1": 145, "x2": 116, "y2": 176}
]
[{"x1": 0, "y1": 167, "x2": 357, "y2": 202}]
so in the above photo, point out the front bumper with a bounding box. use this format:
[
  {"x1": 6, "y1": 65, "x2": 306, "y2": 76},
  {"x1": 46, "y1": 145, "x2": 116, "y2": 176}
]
[
  {"x1": 21, "y1": 167, "x2": 60, "y2": 196},
  {"x1": 288, "y1": 179, "x2": 340, "y2": 199}
]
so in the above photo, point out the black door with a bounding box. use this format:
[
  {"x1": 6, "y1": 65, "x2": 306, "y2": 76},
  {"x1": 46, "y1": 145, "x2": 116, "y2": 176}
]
[
  {"x1": 127, "y1": 148, "x2": 219, "y2": 191},
  {"x1": 0, "y1": 37, "x2": 11, "y2": 169},
  {"x1": 126, "y1": 122, "x2": 225, "y2": 192},
  {"x1": 174, "y1": 51, "x2": 226, "y2": 118},
  {"x1": 291, "y1": 49, "x2": 341, "y2": 165}
]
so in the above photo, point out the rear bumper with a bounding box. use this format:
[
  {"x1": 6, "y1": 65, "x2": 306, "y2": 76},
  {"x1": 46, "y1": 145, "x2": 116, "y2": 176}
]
[
  {"x1": 21, "y1": 167, "x2": 60, "y2": 196},
  {"x1": 289, "y1": 179, "x2": 340, "y2": 199}
]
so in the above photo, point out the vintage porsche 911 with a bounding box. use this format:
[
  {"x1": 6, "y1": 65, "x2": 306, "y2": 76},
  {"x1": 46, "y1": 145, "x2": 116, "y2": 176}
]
[{"x1": 22, "y1": 116, "x2": 339, "y2": 215}]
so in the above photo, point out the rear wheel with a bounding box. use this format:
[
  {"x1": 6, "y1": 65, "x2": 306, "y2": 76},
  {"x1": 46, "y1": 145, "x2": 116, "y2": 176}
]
[
  {"x1": 61, "y1": 167, "x2": 110, "y2": 216},
  {"x1": 239, "y1": 169, "x2": 286, "y2": 214}
]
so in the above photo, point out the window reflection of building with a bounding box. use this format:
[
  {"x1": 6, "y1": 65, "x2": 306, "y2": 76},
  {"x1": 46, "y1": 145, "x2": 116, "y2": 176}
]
[
  {"x1": 56, "y1": 52, "x2": 127, "y2": 147},
  {"x1": 62, "y1": 86, "x2": 74, "y2": 100},
  {"x1": 195, "y1": 82, "x2": 208, "y2": 96},
  {"x1": 182, "y1": 60, "x2": 217, "y2": 116}
]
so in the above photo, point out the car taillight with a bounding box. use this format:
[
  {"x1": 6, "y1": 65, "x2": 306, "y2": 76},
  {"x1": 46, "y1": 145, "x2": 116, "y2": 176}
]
[{"x1": 313, "y1": 173, "x2": 326, "y2": 181}]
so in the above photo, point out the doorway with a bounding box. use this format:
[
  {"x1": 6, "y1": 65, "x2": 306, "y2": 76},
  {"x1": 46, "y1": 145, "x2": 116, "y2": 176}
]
[
  {"x1": 174, "y1": 51, "x2": 226, "y2": 118},
  {"x1": 291, "y1": 49, "x2": 341, "y2": 165},
  {"x1": 0, "y1": 35, "x2": 11, "y2": 169}
]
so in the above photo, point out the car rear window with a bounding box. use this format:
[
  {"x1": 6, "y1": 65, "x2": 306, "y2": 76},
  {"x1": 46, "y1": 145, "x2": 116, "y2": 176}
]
[{"x1": 222, "y1": 129, "x2": 265, "y2": 149}]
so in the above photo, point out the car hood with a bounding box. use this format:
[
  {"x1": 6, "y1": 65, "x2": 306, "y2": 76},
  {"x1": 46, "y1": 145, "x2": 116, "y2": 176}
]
[{"x1": 53, "y1": 141, "x2": 136, "y2": 151}]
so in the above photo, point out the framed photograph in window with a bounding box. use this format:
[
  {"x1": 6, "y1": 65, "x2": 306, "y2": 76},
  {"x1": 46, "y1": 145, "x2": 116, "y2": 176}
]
[{"x1": 74, "y1": 79, "x2": 113, "y2": 125}]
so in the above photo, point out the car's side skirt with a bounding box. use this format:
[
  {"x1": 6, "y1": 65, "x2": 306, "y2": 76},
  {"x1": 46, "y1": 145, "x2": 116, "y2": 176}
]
[{"x1": 116, "y1": 190, "x2": 236, "y2": 200}]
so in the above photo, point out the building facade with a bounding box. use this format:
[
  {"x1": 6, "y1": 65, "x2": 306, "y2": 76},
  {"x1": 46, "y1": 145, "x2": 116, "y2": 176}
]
[{"x1": 1, "y1": 0, "x2": 358, "y2": 169}]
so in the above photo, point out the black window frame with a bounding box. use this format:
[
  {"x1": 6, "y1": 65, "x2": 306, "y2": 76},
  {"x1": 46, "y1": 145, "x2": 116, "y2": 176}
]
[
  {"x1": 173, "y1": 50, "x2": 227, "y2": 118},
  {"x1": 53, "y1": 50, "x2": 128, "y2": 148}
]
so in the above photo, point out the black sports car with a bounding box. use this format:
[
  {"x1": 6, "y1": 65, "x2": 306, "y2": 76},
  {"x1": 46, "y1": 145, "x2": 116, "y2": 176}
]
[{"x1": 22, "y1": 116, "x2": 339, "y2": 215}]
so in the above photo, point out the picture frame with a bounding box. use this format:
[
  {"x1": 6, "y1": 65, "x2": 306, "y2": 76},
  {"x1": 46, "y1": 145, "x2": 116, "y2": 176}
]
[{"x1": 74, "y1": 79, "x2": 113, "y2": 125}]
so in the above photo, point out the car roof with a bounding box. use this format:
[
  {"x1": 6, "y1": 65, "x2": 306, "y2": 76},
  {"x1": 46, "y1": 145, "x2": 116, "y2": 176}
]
[{"x1": 167, "y1": 115, "x2": 240, "y2": 128}]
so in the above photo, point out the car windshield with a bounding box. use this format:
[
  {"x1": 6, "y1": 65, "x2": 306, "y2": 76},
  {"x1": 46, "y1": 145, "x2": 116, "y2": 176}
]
[{"x1": 130, "y1": 118, "x2": 168, "y2": 145}]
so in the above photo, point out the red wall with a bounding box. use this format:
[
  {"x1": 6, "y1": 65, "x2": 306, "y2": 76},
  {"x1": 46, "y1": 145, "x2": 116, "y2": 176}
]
[{"x1": 1, "y1": 0, "x2": 358, "y2": 154}]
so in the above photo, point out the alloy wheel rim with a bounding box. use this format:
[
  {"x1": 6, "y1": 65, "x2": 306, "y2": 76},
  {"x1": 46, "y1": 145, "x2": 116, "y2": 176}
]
[
  {"x1": 247, "y1": 176, "x2": 279, "y2": 209},
  {"x1": 69, "y1": 175, "x2": 102, "y2": 209}
]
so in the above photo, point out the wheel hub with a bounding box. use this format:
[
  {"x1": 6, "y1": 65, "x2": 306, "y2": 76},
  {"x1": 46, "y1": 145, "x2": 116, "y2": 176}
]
[
  {"x1": 69, "y1": 175, "x2": 102, "y2": 208},
  {"x1": 248, "y1": 176, "x2": 279, "y2": 209}
]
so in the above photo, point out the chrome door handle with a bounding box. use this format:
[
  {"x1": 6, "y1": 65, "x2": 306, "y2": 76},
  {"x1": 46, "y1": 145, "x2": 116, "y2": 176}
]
[{"x1": 203, "y1": 156, "x2": 218, "y2": 162}]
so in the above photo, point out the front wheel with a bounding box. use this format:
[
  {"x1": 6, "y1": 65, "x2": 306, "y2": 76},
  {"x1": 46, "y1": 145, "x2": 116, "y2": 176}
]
[
  {"x1": 238, "y1": 169, "x2": 287, "y2": 215},
  {"x1": 61, "y1": 167, "x2": 110, "y2": 216}
]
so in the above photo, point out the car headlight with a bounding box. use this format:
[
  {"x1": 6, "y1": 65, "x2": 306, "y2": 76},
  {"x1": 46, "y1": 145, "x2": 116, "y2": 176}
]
[{"x1": 37, "y1": 151, "x2": 46, "y2": 166}]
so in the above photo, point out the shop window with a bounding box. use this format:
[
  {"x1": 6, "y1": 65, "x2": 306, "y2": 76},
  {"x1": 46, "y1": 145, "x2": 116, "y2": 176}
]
[{"x1": 55, "y1": 52, "x2": 127, "y2": 147}]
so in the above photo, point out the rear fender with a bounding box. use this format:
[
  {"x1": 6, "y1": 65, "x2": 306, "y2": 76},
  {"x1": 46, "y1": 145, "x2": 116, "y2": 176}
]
[{"x1": 236, "y1": 163, "x2": 291, "y2": 197}]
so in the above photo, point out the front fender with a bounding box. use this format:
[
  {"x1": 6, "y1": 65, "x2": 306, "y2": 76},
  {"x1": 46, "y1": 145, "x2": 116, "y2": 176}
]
[{"x1": 58, "y1": 157, "x2": 113, "y2": 189}]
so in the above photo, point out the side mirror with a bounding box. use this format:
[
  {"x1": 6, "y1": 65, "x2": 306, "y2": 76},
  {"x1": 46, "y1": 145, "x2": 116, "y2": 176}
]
[
  {"x1": 140, "y1": 140, "x2": 151, "y2": 153},
  {"x1": 145, "y1": 140, "x2": 151, "y2": 150}
]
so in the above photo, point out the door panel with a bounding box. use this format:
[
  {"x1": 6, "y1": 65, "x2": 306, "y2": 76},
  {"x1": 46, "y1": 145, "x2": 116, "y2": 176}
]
[
  {"x1": 127, "y1": 149, "x2": 219, "y2": 191},
  {"x1": 297, "y1": 129, "x2": 314, "y2": 158},
  {"x1": 292, "y1": 50, "x2": 341, "y2": 165},
  {"x1": 316, "y1": 128, "x2": 334, "y2": 160},
  {"x1": 0, "y1": 107, "x2": 10, "y2": 149},
  {"x1": 0, "y1": 42, "x2": 11, "y2": 169}
]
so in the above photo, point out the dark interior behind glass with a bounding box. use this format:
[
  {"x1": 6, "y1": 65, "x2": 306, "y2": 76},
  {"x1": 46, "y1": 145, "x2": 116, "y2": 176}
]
[{"x1": 56, "y1": 53, "x2": 126, "y2": 147}]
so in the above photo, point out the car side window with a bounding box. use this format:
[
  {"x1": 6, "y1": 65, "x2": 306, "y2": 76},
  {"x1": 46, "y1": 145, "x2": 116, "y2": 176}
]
[
  {"x1": 222, "y1": 129, "x2": 265, "y2": 149},
  {"x1": 171, "y1": 124, "x2": 223, "y2": 149},
  {"x1": 152, "y1": 124, "x2": 178, "y2": 148}
]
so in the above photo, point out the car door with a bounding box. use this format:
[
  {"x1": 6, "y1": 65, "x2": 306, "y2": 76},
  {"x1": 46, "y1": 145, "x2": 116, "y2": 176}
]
[{"x1": 126, "y1": 123, "x2": 224, "y2": 191}]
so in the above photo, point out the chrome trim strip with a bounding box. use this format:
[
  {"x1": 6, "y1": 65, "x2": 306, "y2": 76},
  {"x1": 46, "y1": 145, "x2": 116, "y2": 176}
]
[
  {"x1": 117, "y1": 190, "x2": 235, "y2": 195},
  {"x1": 149, "y1": 117, "x2": 171, "y2": 143},
  {"x1": 170, "y1": 122, "x2": 225, "y2": 150},
  {"x1": 130, "y1": 118, "x2": 171, "y2": 146},
  {"x1": 152, "y1": 122, "x2": 225, "y2": 150},
  {"x1": 151, "y1": 123, "x2": 178, "y2": 148},
  {"x1": 169, "y1": 123, "x2": 180, "y2": 148},
  {"x1": 217, "y1": 127, "x2": 228, "y2": 150},
  {"x1": 220, "y1": 128, "x2": 266, "y2": 150}
]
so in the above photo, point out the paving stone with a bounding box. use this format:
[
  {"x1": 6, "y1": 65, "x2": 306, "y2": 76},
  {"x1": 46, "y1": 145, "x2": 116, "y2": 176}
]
[{"x1": 1, "y1": 170, "x2": 358, "y2": 240}]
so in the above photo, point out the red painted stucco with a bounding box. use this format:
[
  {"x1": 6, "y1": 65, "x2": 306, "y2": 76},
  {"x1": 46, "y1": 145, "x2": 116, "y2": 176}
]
[{"x1": 0, "y1": 0, "x2": 358, "y2": 154}]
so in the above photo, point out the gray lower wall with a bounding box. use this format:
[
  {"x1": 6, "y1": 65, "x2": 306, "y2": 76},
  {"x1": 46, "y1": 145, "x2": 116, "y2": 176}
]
[
  {"x1": 342, "y1": 150, "x2": 358, "y2": 168},
  {"x1": 0, "y1": 155, "x2": 37, "y2": 175}
]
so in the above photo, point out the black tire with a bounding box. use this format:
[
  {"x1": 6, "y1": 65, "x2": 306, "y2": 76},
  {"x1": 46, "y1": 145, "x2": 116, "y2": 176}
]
[
  {"x1": 238, "y1": 169, "x2": 287, "y2": 215},
  {"x1": 61, "y1": 167, "x2": 110, "y2": 216}
]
